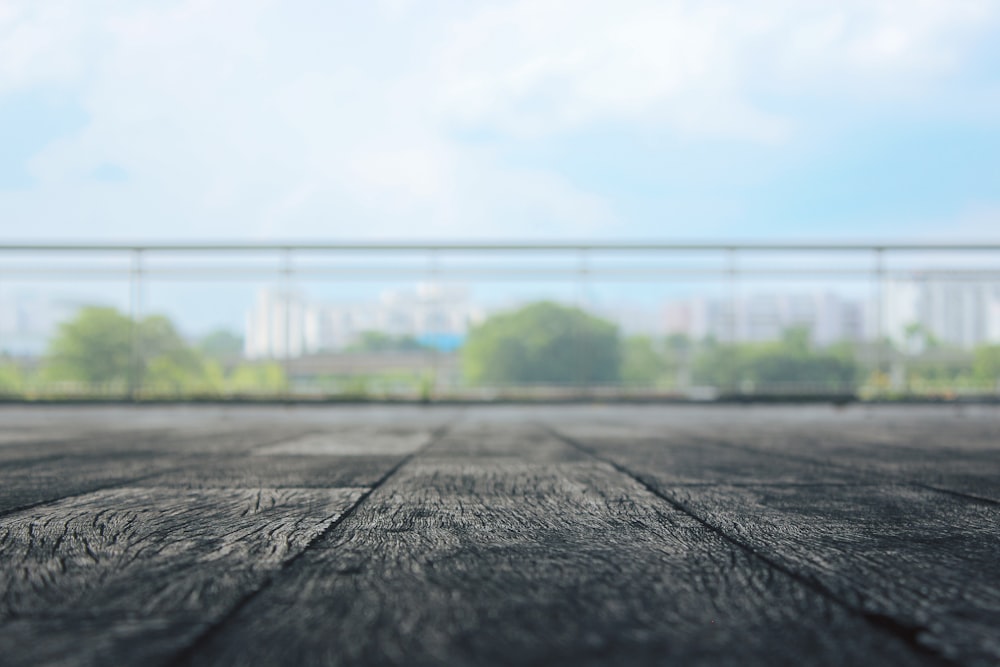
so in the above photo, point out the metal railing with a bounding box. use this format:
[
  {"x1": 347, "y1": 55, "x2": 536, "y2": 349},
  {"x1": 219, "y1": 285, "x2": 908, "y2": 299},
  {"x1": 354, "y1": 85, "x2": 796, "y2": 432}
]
[{"x1": 2, "y1": 241, "x2": 999, "y2": 401}]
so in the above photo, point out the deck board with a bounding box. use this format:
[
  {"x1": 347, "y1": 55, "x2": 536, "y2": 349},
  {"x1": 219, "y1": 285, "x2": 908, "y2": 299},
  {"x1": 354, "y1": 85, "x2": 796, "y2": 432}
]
[
  {"x1": 0, "y1": 405, "x2": 995, "y2": 666},
  {"x1": 178, "y1": 453, "x2": 932, "y2": 667},
  {"x1": 554, "y1": 424, "x2": 1000, "y2": 666}
]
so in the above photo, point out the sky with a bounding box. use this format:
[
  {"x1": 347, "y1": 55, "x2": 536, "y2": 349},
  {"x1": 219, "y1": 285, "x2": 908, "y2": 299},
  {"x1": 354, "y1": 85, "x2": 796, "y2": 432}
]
[{"x1": 2, "y1": 0, "x2": 1000, "y2": 243}]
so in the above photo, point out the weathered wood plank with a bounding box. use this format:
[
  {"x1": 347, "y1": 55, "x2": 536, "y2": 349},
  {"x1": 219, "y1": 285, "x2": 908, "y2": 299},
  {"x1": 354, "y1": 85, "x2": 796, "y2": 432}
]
[
  {"x1": 130, "y1": 425, "x2": 444, "y2": 489},
  {"x1": 135, "y1": 454, "x2": 408, "y2": 489},
  {"x1": 254, "y1": 426, "x2": 435, "y2": 457},
  {"x1": 554, "y1": 409, "x2": 1000, "y2": 501},
  {"x1": 0, "y1": 485, "x2": 367, "y2": 666},
  {"x1": 701, "y1": 424, "x2": 1000, "y2": 503},
  {"x1": 545, "y1": 433, "x2": 870, "y2": 485},
  {"x1": 178, "y1": 459, "x2": 935, "y2": 667},
  {"x1": 561, "y1": 430, "x2": 1000, "y2": 666},
  {"x1": 423, "y1": 422, "x2": 589, "y2": 462},
  {"x1": 670, "y1": 484, "x2": 1000, "y2": 665},
  {"x1": 0, "y1": 427, "x2": 319, "y2": 515},
  {"x1": 0, "y1": 618, "x2": 208, "y2": 667},
  {"x1": 0, "y1": 486, "x2": 365, "y2": 619}
]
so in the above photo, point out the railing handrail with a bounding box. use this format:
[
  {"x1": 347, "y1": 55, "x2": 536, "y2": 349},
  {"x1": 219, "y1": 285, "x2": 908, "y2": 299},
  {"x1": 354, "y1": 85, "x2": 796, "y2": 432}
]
[{"x1": 3, "y1": 241, "x2": 1000, "y2": 252}]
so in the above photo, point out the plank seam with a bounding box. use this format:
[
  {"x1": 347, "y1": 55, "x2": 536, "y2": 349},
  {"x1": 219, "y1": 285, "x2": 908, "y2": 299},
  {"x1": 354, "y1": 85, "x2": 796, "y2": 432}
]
[
  {"x1": 161, "y1": 422, "x2": 455, "y2": 667},
  {"x1": 545, "y1": 426, "x2": 960, "y2": 667},
  {"x1": 0, "y1": 429, "x2": 326, "y2": 521},
  {"x1": 686, "y1": 432, "x2": 1000, "y2": 508}
]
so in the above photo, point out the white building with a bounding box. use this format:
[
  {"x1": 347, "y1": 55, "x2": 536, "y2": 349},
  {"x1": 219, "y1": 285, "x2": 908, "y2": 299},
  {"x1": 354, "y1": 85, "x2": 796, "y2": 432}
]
[
  {"x1": 0, "y1": 292, "x2": 88, "y2": 356},
  {"x1": 244, "y1": 290, "x2": 307, "y2": 359},
  {"x1": 880, "y1": 277, "x2": 1000, "y2": 349},
  {"x1": 664, "y1": 292, "x2": 866, "y2": 345},
  {"x1": 244, "y1": 284, "x2": 483, "y2": 359}
]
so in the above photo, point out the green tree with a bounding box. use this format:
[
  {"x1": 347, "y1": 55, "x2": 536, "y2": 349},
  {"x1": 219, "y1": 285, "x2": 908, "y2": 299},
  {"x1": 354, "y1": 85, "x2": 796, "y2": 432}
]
[
  {"x1": 345, "y1": 331, "x2": 428, "y2": 353},
  {"x1": 198, "y1": 329, "x2": 244, "y2": 360},
  {"x1": 44, "y1": 307, "x2": 132, "y2": 385},
  {"x1": 621, "y1": 336, "x2": 667, "y2": 385},
  {"x1": 43, "y1": 306, "x2": 205, "y2": 391},
  {"x1": 973, "y1": 345, "x2": 1000, "y2": 385},
  {"x1": 228, "y1": 362, "x2": 287, "y2": 394},
  {"x1": 0, "y1": 361, "x2": 25, "y2": 395},
  {"x1": 462, "y1": 301, "x2": 620, "y2": 385},
  {"x1": 692, "y1": 327, "x2": 858, "y2": 392}
]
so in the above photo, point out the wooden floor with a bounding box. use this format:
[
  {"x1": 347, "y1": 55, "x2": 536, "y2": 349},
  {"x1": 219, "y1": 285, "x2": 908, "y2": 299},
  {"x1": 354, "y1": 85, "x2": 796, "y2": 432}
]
[{"x1": 1, "y1": 405, "x2": 998, "y2": 667}]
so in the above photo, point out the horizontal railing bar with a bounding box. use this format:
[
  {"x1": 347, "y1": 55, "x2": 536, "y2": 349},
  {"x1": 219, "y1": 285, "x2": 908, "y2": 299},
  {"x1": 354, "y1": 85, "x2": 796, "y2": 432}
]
[
  {"x1": 3, "y1": 267, "x2": 1000, "y2": 279},
  {"x1": 2, "y1": 241, "x2": 1000, "y2": 252}
]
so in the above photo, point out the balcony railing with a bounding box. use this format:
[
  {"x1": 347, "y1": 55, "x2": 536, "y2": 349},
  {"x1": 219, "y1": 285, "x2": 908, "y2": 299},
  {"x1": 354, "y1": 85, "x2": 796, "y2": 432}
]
[{"x1": 2, "y1": 242, "x2": 999, "y2": 401}]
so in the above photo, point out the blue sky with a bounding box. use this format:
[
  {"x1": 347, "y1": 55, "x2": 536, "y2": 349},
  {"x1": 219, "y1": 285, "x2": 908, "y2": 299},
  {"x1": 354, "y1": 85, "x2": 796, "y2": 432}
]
[{"x1": 1, "y1": 0, "x2": 1000, "y2": 242}]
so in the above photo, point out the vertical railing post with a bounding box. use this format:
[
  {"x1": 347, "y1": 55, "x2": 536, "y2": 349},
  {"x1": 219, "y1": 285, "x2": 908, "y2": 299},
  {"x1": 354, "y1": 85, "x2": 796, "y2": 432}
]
[
  {"x1": 578, "y1": 247, "x2": 589, "y2": 395},
  {"x1": 428, "y1": 248, "x2": 440, "y2": 402},
  {"x1": 874, "y1": 247, "x2": 885, "y2": 396},
  {"x1": 726, "y1": 248, "x2": 739, "y2": 394},
  {"x1": 282, "y1": 248, "x2": 293, "y2": 400},
  {"x1": 127, "y1": 248, "x2": 144, "y2": 401}
]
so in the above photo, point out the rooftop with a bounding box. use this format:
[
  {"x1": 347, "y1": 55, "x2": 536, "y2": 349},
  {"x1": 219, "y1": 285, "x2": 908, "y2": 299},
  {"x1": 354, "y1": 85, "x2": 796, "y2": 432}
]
[{"x1": 1, "y1": 404, "x2": 997, "y2": 666}]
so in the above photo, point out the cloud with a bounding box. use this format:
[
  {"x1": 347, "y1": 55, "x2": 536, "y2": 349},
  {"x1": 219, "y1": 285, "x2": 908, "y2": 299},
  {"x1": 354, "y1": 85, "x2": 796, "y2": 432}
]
[{"x1": 0, "y1": 0, "x2": 997, "y2": 239}]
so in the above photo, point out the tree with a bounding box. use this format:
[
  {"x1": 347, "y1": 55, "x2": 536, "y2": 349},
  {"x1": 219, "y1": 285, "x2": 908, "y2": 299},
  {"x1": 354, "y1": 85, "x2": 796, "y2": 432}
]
[
  {"x1": 462, "y1": 301, "x2": 620, "y2": 385},
  {"x1": 198, "y1": 329, "x2": 244, "y2": 360},
  {"x1": 692, "y1": 326, "x2": 858, "y2": 392},
  {"x1": 621, "y1": 336, "x2": 667, "y2": 385},
  {"x1": 345, "y1": 331, "x2": 428, "y2": 353},
  {"x1": 44, "y1": 306, "x2": 204, "y2": 389},
  {"x1": 973, "y1": 345, "x2": 1000, "y2": 385},
  {"x1": 228, "y1": 362, "x2": 287, "y2": 394},
  {"x1": 0, "y1": 362, "x2": 24, "y2": 395}
]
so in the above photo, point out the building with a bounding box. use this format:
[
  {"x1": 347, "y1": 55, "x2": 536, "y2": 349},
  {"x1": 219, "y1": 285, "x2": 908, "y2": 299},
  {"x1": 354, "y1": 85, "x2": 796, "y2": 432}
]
[
  {"x1": 0, "y1": 292, "x2": 88, "y2": 356},
  {"x1": 664, "y1": 292, "x2": 866, "y2": 345},
  {"x1": 244, "y1": 283, "x2": 483, "y2": 359},
  {"x1": 881, "y1": 276, "x2": 1000, "y2": 349}
]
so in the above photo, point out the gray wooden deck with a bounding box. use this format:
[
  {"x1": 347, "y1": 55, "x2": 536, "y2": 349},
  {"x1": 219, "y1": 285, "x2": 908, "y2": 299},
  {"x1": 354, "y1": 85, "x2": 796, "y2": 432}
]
[{"x1": 1, "y1": 404, "x2": 998, "y2": 667}]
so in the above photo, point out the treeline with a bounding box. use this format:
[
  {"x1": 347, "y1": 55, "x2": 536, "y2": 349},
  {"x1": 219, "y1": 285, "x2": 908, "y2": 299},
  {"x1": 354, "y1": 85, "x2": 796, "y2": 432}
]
[
  {"x1": 4, "y1": 302, "x2": 1000, "y2": 398},
  {"x1": 462, "y1": 302, "x2": 1000, "y2": 394},
  {"x1": 0, "y1": 306, "x2": 283, "y2": 397},
  {"x1": 461, "y1": 302, "x2": 858, "y2": 391}
]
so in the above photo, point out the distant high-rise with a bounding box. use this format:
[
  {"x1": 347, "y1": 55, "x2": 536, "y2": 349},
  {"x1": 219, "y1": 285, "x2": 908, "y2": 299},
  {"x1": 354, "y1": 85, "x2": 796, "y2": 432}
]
[
  {"x1": 881, "y1": 276, "x2": 1000, "y2": 349},
  {"x1": 244, "y1": 284, "x2": 483, "y2": 359},
  {"x1": 664, "y1": 291, "x2": 866, "y2": 345}
]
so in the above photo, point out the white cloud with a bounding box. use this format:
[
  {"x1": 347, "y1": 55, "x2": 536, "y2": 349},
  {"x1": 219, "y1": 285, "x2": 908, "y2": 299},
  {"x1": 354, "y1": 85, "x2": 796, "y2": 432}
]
[{"x1": 0, "y1": 0, "x2": 997, "y2": 239}]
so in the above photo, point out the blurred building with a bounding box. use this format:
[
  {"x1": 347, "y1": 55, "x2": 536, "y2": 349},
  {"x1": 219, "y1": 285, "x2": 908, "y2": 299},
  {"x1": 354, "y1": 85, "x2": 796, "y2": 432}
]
[
  {"x1": 663, "y1": 292, "x2": 866, "y2": 346},
  {"x1": 244, "y1": 283, "x2": 483, "y2": 359},
  {"x1": 0, "y1": 292, "x2": 87, "y2": 356},
  {"x1": 881, "y1": 276, "x2": 1000, "y2": 349}
]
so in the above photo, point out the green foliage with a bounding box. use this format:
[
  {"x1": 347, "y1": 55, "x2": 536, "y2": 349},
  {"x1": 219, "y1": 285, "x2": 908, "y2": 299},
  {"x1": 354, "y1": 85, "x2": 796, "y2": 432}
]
[
  {"x1": 345, "y1": 331, "x2": 428, "y2": 353},
  {"x1": 0, "y1": 362, "x2": 25, "y2": 395},
  {"x1": 462, "y1": 301, "x2": 620, "y2": 385},
  {"x1": 227, "y1": 362, "x2": 287, "y2": 394},
  {"x1": 43, "y1": 307, "x2": 206, "y2": 392},
  {"x1": 621, "y1": 336, "x2": 667, "y2": 385},
  {"x1": 44, "y1": 307, "x2": 132, "y2": 385},
  {"x1": 903, "y1": 322, "x2": 940, "y2": 353},
  {"x1": 692, "y1": 327, "x2": 858, "y2": 392},
  {"x1": 198, "y1": 329, "x2": 244, "y2": 360},
  {"x1": 39, "y1": 306, "x2": 288, "y2": 396},
  {"x1": 973, "y1": 345, "x2": 1000, "y2": 384}
]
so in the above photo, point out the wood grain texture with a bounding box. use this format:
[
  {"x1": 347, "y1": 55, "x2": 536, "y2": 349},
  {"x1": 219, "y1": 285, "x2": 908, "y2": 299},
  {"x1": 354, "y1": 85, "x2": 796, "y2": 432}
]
[
  {"x1": 135, "y1": 454, "x2": 408, "y2": 489},
  {"x1": 0, "y1": 486, "x2": 366, "y2": 667},
  {"x1": 0, "y1": 486, "x2": 365, "y2": 619},
  {"x1": 179, "y1": 457, "x2": 936, "y2": 667},
  {"x1": 0, "y1": 617, "x2": 209, "y2": 667},
  {"x1": 2, "y1": 405, "x2": 997, "y2": 667},
  {"x1": 560, "y1": 428, "x2": 1000, "y2": 666},
  {"x1": 0, "y1": 427, "x2": 318, "y2": 515},
  {"x1": 555, "y1": 405, "x2": 1000, "y2": 501}
]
